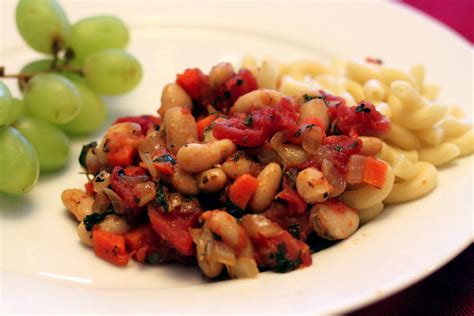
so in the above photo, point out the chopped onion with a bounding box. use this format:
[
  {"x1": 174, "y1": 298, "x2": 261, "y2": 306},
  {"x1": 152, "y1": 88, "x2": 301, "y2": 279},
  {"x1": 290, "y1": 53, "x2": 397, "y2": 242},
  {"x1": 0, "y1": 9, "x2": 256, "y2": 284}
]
[
  {"x1": 270, "y1": 131, "x2": 287, "y2": 150},
  {"x1": 257, "y1": 146, "x2": 282, "y2": 165},
  {"x1": 347, "y1": 154, "x2": 367, "y2": 184},
  {"x1": 212, "y1": 241, "x2": 236, "y2": 266},
  {"x1": 301, "y1": 126, "x2": 324, "y2": 155},
  {"x1": 167, "y1": 192, "x2": 182, "y2": 212},
  {"x1": 138, "y1": 132, "x2": 165, "y2": 179},
  {"x1": 133, "y1": 181, "x2": 156, "y2": 207},
  {"x1": 92, "y1": 170, "x2": 111, "y2": 193},
  {"x1": 322, "y1": 159, "x2": 346, "y2": 197},
  {"x1": 141, "y1": 152, "x2": 158, "y2": 179},
  {"x1": 276, "y1": 143, "x2": 311, "y2": 167},
  {"x1": 229, "y1": 257, "x2": 259, "y2": 279},
  {"x1": 103, "y1": 188, "x2": 127, "y2": 214},
  {"x1": 241, "y1": 214, "x2": 282, "y2": 238},
  {"x1": 85, "y1": 149, "x2": 101, "y2": 174},
  {"x1": 92, "y1": 191, "x2": 111, "y2": 213}
]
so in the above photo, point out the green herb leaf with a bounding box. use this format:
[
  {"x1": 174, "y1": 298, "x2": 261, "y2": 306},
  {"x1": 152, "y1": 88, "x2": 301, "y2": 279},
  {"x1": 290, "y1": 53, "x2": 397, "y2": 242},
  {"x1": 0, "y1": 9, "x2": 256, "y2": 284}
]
[
  {"x1": 83, "y1": 210, "x2": 115, "y2": 231},
  {"x1": 244, "y1": 114, "x2": 253, "y2": 127},
  {"x1": 156, "y1": 182, "x2": 169, "y2": 212},
  {"x1": 303, "y1": 94, "x2": 317, "y2": 102},
  {"x1": 287, "y1": 224, "x2": 300, "y2": 239},
  {"x1": 154, "y1": 154, "x2": 176, "y2": 165},
  {"x1": 274, "y1": 243, "x2": 302, "y2": 273},
  {"x1": 146, "y1": 252, "x2": 164, "y2": 265},
  {"x1": 225, "y1": 199, "x2": 245, "y2": 218}
]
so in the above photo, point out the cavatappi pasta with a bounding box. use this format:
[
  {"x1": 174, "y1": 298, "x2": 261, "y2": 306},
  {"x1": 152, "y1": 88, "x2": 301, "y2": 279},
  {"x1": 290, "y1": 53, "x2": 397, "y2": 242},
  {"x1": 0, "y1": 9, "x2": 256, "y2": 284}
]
[
  {"x1": 62, "y1": 57, "x2": 472, "y2": 279},
  {"x1": 247, "y1": 56, "x2": 473, "y2": 208}
]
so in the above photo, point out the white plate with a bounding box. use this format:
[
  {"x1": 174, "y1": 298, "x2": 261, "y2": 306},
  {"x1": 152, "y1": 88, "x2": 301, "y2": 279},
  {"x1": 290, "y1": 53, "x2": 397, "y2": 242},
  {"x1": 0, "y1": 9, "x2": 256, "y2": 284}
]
[{"x1": 1, "y1": 0, "x2": 472, "y2": 314}]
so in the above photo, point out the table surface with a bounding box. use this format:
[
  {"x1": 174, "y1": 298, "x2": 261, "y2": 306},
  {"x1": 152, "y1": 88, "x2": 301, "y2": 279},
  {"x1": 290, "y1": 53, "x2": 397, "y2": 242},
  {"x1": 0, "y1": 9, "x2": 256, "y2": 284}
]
[{"x1": 351, "y1": 2, "x2": 473, "y2": 314}]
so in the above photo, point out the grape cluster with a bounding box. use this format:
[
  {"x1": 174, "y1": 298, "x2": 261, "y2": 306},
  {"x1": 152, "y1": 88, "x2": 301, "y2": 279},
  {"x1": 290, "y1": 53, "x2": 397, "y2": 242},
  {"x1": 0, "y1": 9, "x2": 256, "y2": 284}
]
[{"x1": 0, "y1": 0, "x2": 142, "y2": 195}]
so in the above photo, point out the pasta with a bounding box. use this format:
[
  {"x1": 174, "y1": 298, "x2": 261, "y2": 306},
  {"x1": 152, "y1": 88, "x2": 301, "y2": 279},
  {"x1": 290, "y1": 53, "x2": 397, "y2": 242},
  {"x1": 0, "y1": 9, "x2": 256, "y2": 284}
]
[{"x1": 61, "y1": 56, "x2": 472, "y2": 280}]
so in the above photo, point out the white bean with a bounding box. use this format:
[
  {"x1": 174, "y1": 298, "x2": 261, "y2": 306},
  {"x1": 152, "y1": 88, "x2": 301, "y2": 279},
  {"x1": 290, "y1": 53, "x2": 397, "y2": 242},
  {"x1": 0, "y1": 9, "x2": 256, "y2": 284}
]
[
  {"x1": 61, "y1": 189, "x2": 94, "y2": 222},
  {"x1": 209, "y1": 62, "x2": 234, "y2": 89},
  {"x1": 164, "y1": 107, "x2": 198, "y2": 154},
  {"x1": 97, "y1": 215, "x2": 131, "y2": 235},
  {"x1": 159, "y1": 83, "x2": 192, "y2": 117},
  {"x1": 77, "y1": 222, "x2": 93, "y2": 247},
  {"x1": 222, "y1": 153, "x2": 261, "y2": 180},
  {"x1": 231, "y1": 89, "x2": 285, "y2": 113},
  {"x1": 177, "y1": 139, "x2": 237, "y2": 173},
  {"x1": 298, "y1": 98, "x2": 329, "y2": 130},
  {"x1": 296, "y1": 167, "x2": 331, "y2": 204},
  {"x1": 197, "y1": 168, "x2": 227, "y2": 193},
  {"x1": 171, "y1": 168, "x2": 199, "y2": 195},
  {"x1": 248, "y1": 163, "x2": 282, "y2": 213},
  {"x1": 309, "y1": 202, "x2": 360, "y2": 240}
]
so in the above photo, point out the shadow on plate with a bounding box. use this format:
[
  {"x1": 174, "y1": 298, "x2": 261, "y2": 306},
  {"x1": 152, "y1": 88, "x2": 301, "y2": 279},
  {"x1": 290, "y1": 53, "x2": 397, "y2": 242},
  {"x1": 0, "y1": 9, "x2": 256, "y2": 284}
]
[{"x1": 0, "y1": 193, "x2": 34, "y2": 218}]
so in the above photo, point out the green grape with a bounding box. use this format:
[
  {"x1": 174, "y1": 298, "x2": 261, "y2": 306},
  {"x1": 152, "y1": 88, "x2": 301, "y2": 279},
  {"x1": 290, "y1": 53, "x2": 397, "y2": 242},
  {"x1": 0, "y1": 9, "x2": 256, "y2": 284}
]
[
  {"x1": 0, "y1": 126, "x2": 39, "y2": 195},
  {"x1": 5, "y1": 98, "x2": 29, "y2": 125},
  {"x1": 0, "y1": 81, "x2": 13, "y2": 126},
  {"x1": 14, "y1": 117, "x2": 69, "y2": 172},
  {"x1": 18, "y1": 59, "x2": 54, "y2": 91},
  {"x1": 83, "y1": 49, "x2": 142, "y2": 95},
  {"x1": 70, "y1": 16, "x2": 129, "y2": 67},
  {"x1": 57, "y1": 75, "x2": 107, "y2": 135},
  {"x1": 24, "y1": 73, "x2": 82, "y2": 124},
  {"x1": 15, "y1": 0, "x2": 71, "y2": 54}
]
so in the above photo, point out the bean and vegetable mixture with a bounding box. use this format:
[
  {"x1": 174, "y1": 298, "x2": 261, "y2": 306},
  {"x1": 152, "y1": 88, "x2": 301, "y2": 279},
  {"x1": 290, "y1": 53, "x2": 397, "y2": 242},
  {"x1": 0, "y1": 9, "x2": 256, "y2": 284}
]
[{"x1": 62, "y1": 62, "x2": 392, "y2": 279}]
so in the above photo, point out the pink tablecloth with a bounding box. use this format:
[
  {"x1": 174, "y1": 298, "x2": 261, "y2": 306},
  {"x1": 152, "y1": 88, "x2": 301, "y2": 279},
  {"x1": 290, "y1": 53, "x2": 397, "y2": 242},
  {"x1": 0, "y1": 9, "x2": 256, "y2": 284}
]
[{"x1": 352, "y1": 1, "x2": 473, "y2": 314}]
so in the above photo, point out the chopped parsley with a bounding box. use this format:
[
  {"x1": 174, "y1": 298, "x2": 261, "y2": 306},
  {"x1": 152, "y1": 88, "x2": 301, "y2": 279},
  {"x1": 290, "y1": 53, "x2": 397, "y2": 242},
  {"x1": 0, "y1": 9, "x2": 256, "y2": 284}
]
[
  {"x1": 334, "y1": 144, "x2": 343, "y2": 152},
  {"x1": 83, "y1": 210, "x2": 115, "y2": 231},
  {"x1": 212, "y1": 232, "x2": 223, "y2": 241},
  {"x1": 244, "y1": 114, "x2": 253, "y2": 127},
  {"x1": 232, "y1": 151, "x2": 244, "y2": 162},
  {"x1": 225, "y1": 199, "x2": 246, "y2": 218},
  {"x1": 156, "y1": 182, "x2": 169, "y2": 212},
  {"x1": 146, "y1": 252, "x2": 164, "y2": 265},
  {"x1": 153, "y1": 154, "x2": 176, "y2": 165},
  {"x1": 287, "y1": 224, "x2": 300, "y2": 239},
  {"x1": 355, "y1": 103, "x2": 371, "y2": 113},
  {"x1": 274, "y1": 243, "x2": 302, "y2": 273},
  {"x1": 303, "y1": 94, "x2": 317, "y2": 102},
  {"x1": 78, "y1": 141, "x2": 98, "y2": 169}
]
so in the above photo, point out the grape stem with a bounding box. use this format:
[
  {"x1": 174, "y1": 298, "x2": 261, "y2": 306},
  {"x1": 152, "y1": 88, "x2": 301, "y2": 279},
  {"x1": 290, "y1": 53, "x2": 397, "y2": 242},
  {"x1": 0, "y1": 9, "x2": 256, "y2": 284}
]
[{"x1": 0, "y1": 66, "x2": 83, "y2": 80}]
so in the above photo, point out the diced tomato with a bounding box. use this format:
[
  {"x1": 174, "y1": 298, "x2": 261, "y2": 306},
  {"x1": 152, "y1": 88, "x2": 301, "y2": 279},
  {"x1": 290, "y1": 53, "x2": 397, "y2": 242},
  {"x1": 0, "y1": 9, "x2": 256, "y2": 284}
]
[
  {"x1": 299, "y1": 135, "x2": 362, "y2": 175},
  {"x1": 176, "y1": 68, "x2": 213, "y2": 107},
  {"x1": 213, "y1": 97, "x2": 299, "y2": 147},
  {"x1": 124, "y1": 166, "x2": 147, "y2": 177},
  {"x1": 196, "y1": 114, "x2": 217, "y2": 141},
  {"x1": 105, "y1": 133, "x2": 142, "y2": 167},
  {"x1": 275, "y1": 188, "x2": 307, "y2": 216},
  {"x1": 123, "y1": 224, "x2": 176, "y2": 263},
  {"x1": 110, "y1": 166, "x2": 149, "y2": 225},
  {"x1": 328, "y1": 98, "x2": 391, "y2": 138},
  {"x1": 228, "y1": 174, "x2": 259, "y2": 210},
  {"x1": 214, "y1": 69, "x2": 258, "y2": 110},
  {"x1": 363, "y1": 156, "x2": 388, "y2": 188},
  {"x1": 148, "y1": 203, "x2": 202, "y2": 256},
  {"x1": 262, "y1": 202, "x2": 311, "y2": 241},
  {"x1": 92, "y1": 230, "x2": 130, "y2": 266},
  {"x1": 250, "y1": 228, "x2": 312, "y2": 272},
  {"x1": 84, "y1": 181, "x2": 94, "y2": 196},
  {"x1": 114, "y1": 115, "x2": 161, "y2": 135}
]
